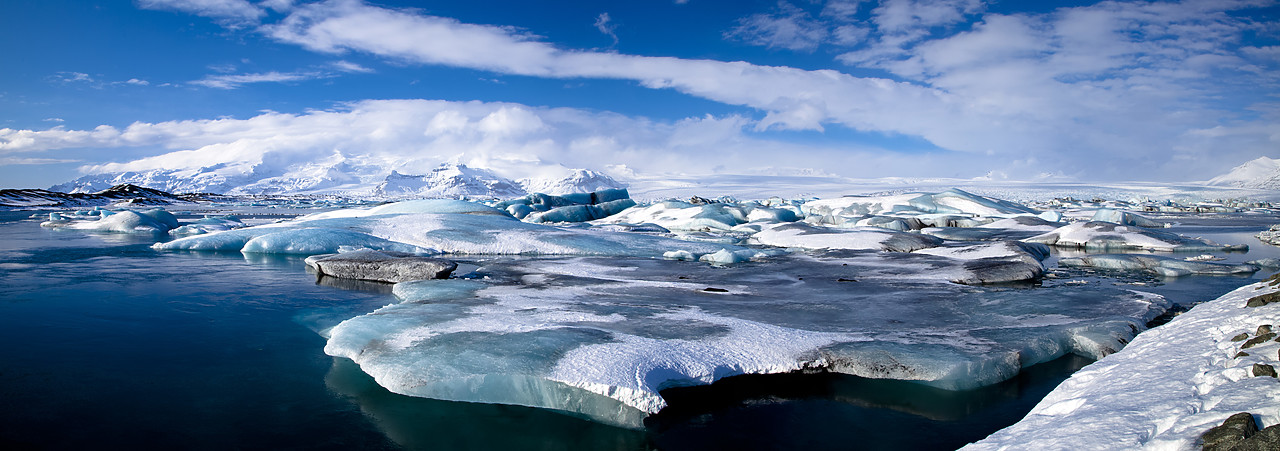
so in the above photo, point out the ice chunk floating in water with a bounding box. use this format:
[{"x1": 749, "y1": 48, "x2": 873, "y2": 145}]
[{"x1": 325, "y1": 255, "x2": 1169, "y2": 428}]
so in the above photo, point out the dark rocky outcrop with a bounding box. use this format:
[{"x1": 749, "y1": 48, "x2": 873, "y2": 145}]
[{"x1": 1202, "y1": 413, "x2": 1258, "y2": 451}]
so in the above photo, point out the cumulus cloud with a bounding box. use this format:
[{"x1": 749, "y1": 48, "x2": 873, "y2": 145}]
[{"x1": 0, "y1": 99, "x2": 976, "y2": 181}]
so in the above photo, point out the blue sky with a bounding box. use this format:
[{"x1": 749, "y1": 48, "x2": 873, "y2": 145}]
[{"x1": 1, "y1": 0, "x2": 1277, "y2": 189}]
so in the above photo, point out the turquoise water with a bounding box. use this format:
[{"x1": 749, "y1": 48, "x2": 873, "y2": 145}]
[{"x1": 0, "y1": 209, "x2": 1275, "y2": 450}]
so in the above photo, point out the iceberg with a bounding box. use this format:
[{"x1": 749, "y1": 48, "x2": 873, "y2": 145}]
[
  {"x1": 326, "y1": 255, "x2": 1168, "y2": 428},
  {"x1": 912, "y1": 241, "x2": 1049, "y2": 284},
  {"x1": 1024, "y1": 221, "x2": 1248, "y2": 252},
  {"x1": 492, "y1": 188, "x2": 636, "y2": 222},
  {"x1": 1090, "y1": 209, "x2": 1165, "y2": 228},
  {"x1": 921, "y1": 216, "x2": 1064, "y2": 242},
  {"x1": 801, "y1": 189, "x2": 1039, "y2": 220},
  {"x1": 169, "y1": 215, "x2": 245, "y2": 236},
  {"x1": 597, "y1": 199, "x2": 801, "y2": 232},
  {"x1": 44, "y1": 208, "x2": 180, "y2": 233}
]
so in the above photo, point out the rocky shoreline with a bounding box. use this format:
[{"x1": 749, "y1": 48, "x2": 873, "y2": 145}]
[{"x1": 965, "y1": 274, "x2": 1280, "y2": 449}]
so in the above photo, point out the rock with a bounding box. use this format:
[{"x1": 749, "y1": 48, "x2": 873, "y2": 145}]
[
  {"x1": 1234, "y1": 351, "x2": 1250, "y2": 358},
  {"x1": 304, "y1": 249, "x2": 457, "y2": 283},
  {"x1": 1247, "y1": 292, "x2": 1280, "y2": 308},
  {"x1": 1229, "y1": 424, "x2": 1280, "y2": 451},
  {"x1": 1242, "y1": 333, "x2": 1277, "y2": 349},
  {"x1": 1201, "y1": 412, "x2": 1258, "y2": 451},
  {"x1": 1253, "y1": 363, "x2": 1277, "y2": 378},
  {"x1": 1258, "y1": 325, "x2": 1273, "y2": 335},
  {"x1": 1232, "y1": 333, "x2": 1250, "y2": 341}
]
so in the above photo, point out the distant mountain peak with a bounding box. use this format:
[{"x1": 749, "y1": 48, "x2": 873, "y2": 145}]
[
  {"x1": 1208, "y1": 156, "x2": 1280, "y2": 190},
  {"x1": 373, "y1": 163, "x2": 527, "y2": 198},
  {"x1": 51, "y1": 158, "x2": 624, "y2": 199},
  {"x1": 519, "y1": 168, "x2": 626, "y2": 195}
]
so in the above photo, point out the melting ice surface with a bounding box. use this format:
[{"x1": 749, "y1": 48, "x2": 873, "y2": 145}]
[{"x1": 325, "y1": 254, "x2": 1168, "y2": 428}]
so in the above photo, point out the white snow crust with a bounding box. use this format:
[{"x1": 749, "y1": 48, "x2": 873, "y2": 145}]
[{"x1": 965, "y1": 279, "x2": 1280, "y2": 450}]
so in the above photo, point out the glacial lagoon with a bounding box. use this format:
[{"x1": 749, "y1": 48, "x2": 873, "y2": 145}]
[{"x1": 1, "y1": 205, "x2": 1277, "y2": 449}]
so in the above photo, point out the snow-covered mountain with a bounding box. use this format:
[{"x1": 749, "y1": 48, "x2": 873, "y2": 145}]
[
  {"x1": 373, "y1": 165, "x2": 527, "y2": 198},
  {"x1": 518, "y1": 168, "x2": 626, "y2": 195},
  {"x1": 52, "y1": 155, "x2": 626, "y2": 199},
  {"x1": 1207, "y1": 156, "x2": 1280, "y2": 190},
  {"x1": 0, "y1": 184, "x2": 196, "y2": 209}
]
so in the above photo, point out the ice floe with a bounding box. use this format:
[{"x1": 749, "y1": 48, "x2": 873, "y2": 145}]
[
  {"x1": 325, "y1": 255, "x2": 1169, "y2": 427},
  {"x1": 749, "y1": 222, "x2": 942, "y2": 252}
]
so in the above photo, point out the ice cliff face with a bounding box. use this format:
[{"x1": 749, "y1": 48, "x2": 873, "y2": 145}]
[{"x1": 1208, "y1": 157, "x2": 1280, "y2": 190}]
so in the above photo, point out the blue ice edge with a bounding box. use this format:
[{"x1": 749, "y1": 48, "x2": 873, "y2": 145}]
[{"x1": 320, "y1": 256, "x2": 1171, "y2": 429}]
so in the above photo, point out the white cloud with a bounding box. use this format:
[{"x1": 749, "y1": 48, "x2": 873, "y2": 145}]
[
  {"x1": 726, "y1": 2, "x2": 829, "y2": 52},
  {"x1": 0, "y1": 99, "x2": 978, "y2": 181},
  {"x1": 117, "y1": 0, "x2": 1280, "y2": 181},
  {"x1": 871, "y1": 0, "x2": 983, "y2": 32},
  {"x1": 594, "y1": 13, "x2": 618, "y2": 46},
  {"x1": 51, "y1": 72, "x2": 94, "y2": 84},
  {"x1": 136, "y1": 0, "x2": 265, "y2": 25},
  {"x1": 330, "y1": 60, "x2": 373, "y2": 73},
  {"x1": 190, "y1": 70, "x2": 332, "y2": 89},
  {"x1": 0, "y1": 157, "x2": 79, "y2": 165}
]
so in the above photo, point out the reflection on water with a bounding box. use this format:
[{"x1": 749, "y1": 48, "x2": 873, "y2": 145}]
[
  {"x1": 647, "y1": 355, "x2": 1091, "y2": 450},
  {"x1": 325, "y1": 358, "x2": 653, "y2": 450}
]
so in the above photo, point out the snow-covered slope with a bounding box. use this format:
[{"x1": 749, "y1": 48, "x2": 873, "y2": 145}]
[
  {"x1": 1208, "y1": 156, "x2": 1280, "y2": 190},
  {"x1": 964, "y1": 276, "x2": 1280, "y2": 450}
]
